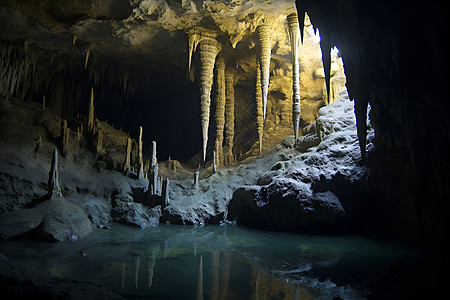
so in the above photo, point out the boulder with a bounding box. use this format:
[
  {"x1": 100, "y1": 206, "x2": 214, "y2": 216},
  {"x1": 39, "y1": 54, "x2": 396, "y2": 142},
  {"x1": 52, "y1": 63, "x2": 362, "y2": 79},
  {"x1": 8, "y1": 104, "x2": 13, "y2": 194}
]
[{"x1": 111, "y1": 193, "x2": 161, "y2": 228}]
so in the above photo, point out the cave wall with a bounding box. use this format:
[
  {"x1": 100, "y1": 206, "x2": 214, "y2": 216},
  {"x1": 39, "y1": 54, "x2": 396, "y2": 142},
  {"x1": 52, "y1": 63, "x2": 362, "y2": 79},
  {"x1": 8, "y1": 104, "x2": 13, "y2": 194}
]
[{"x1": 295, "y1": 0, "x2": 448, "y2": 242}]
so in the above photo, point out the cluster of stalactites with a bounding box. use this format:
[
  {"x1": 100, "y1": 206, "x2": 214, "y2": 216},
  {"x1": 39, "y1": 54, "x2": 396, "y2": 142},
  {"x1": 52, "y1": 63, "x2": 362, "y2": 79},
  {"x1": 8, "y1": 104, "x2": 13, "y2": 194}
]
[
  {"x1": 0, "y1": 43, "x2": 43, "y2": 101},
  {"x1": 288, "y1": 12, "x2": 302, "y2": 139},
  {"x1": 187, "y1": 28, "x2": 221, "y2": 162}
]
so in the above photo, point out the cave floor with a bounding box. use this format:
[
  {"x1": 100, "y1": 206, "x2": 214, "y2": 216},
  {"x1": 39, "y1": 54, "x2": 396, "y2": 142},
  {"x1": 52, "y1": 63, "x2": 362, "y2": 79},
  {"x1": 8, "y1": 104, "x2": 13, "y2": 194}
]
[{"x1": 0, "y1": 223, "x2": 431, "y2": 300}]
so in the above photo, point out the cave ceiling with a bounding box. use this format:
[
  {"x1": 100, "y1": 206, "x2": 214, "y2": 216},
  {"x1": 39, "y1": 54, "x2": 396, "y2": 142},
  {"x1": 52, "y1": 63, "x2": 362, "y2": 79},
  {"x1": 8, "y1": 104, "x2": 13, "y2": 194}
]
[{"x1": 0, "y1": 0, "x2": 297, "y2": 78}]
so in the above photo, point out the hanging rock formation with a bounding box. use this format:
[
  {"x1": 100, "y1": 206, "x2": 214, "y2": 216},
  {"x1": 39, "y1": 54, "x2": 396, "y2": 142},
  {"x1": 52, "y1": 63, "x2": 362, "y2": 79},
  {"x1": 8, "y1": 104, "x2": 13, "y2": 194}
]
[
  {"x1": 224, "y1": 71, "x2": 235, "y2": 166},
  {"x1": 214, "y1": 54, "x2": 226, "y2": 166},
  {"x1": 187, "y1": 28, "x2": 200, "y2": 75},
  {"x1": 257, "y1": 23, "x2": 272, "y2": 120},
  {"x1": 255, "y1": 61, "x2": 264, "y2": 154},
  {"x1": 87, "y1": 87, "x2": 95, "y2": 132},
  {"x1": 198, "y1": 36, "x2": 220, "y2": 162},
  {"x1": 287, "y1": 12, "x2": 301, "y2": 139}
]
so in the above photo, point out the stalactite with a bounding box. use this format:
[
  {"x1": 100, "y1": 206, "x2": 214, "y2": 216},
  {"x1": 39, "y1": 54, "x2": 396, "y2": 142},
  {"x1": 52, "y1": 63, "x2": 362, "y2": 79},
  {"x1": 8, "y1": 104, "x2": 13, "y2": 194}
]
[
  {"x1": 124, "y1": 136, "x2": 132, "y2": 172},
  {"x1": 47, "y1": 148, "x2": 61, "y2": 198},
  {"x1": 255, "y1": 61, "x2": 264, "y2": 154},
  {"x1": 214, "y1": 54, "x2": 226, "y2": 166},
  {"x1": 224, "y1": 72, "x2": 235, "y2": 166},
  {"x1": 87, "y1": 87, "x2": 95, "y2": 132},
  {"x1": 198, "y1": 37, "x2": 219, "y2": 162},
  {"x1": 257, "y1": 23, "x2": 272, "y2": 120},
  {"x1": 84, "y1": 48, "x2": 91, "y2": 69},
  {"x1": 187, "y1": 28, "x2": 200, "y2": 74},
  {"x1": 138, "y1": 126, "x2": 144, "y2": 179},
  {"x1": 288, "y1": 12, "x2": 301, "y2": 139}
]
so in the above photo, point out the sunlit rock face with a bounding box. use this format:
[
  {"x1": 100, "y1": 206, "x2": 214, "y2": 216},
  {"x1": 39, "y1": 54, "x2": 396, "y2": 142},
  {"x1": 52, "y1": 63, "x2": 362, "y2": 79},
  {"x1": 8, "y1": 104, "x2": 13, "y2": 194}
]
[{"x1": 0, "y1": 0, "x2": 345, "y2": 162}]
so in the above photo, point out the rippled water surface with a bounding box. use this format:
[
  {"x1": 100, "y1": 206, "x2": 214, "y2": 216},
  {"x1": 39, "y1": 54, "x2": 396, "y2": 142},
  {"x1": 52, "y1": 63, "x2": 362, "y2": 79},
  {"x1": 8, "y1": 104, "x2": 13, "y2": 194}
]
[{"x1": 0, "y1": 224, "x2": 422, "y2": 299}]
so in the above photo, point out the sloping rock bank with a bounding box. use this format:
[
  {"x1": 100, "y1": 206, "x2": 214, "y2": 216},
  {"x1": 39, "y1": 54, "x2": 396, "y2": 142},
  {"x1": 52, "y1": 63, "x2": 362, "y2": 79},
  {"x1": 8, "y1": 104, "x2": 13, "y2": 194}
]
[{"x1": 227, "y1": 92, "x2": 373, "y2": 233}]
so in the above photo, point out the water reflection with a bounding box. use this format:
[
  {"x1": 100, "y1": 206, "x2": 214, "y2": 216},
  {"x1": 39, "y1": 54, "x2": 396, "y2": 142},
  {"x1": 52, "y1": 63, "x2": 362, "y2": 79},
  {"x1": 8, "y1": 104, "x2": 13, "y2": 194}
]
[{"x1": 0, "y1": 224, "x2": 420, "y2": 299}]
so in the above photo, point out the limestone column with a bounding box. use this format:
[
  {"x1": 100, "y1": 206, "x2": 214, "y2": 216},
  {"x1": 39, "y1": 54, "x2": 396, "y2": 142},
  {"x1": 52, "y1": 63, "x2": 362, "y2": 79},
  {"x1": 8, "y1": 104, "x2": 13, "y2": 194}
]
[
  {"x1": 214, "y1": 55, "x2": 226, "y2": 166},
  {"x1": 288, "y1": 12, "x2": 301, "y2": 139},
  {"x1": 224, "y1": 72, "x2": 235, "y2": 166}
]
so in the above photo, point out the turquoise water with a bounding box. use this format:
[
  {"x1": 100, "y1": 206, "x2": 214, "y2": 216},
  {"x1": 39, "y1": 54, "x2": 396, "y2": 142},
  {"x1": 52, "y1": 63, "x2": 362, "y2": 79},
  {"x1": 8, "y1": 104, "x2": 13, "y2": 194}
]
[{"x1": 0, "y1": 224, "x2": 421, "y2": 299}]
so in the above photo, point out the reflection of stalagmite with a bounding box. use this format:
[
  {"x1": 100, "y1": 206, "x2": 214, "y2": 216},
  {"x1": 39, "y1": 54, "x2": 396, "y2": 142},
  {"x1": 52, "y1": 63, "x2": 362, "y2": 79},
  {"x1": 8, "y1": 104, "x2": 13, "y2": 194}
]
[
  {"x1": 138, "y1": 126, "x2": 144, "y2": 179},
  {"x1": 197, "y1": 255, "x2": 204, "y2": 300},
  {"x1": 219, "y1": 252, "x2": 230, "y2": 300},
  {"x1": 257, "y1": 24, "x2": 272, "y2": 120},
  {"x1": 135, "y1": 256, "x2": 140, "y2": 289},
  {"x1": 210, "y1": 251, "x2": 220, "y2": 300},
  {"x1": 198, "y1": 37, "x2": 219, "y2": 162},
  {"x1": 224, "y1": 72, "x2": 235, "y2": 166},
  {"x1": 214, "y1": 55, "x2": 226, "y2": 166},
  {"x1": 288, "y1": 13, "x2": 301, "y2": 139},
  {"x1": 122, "y1": 261, "x2": 125, "y2": 290},
  {"x1": 87, "y1": 87, "x2": 94, "y2": 132},
  {"x1": 47, "y1": 148, "x2": 61, "y2": 198},
  {"x1": 255, "y1": 61, "x2": 264, "y2": 154}
]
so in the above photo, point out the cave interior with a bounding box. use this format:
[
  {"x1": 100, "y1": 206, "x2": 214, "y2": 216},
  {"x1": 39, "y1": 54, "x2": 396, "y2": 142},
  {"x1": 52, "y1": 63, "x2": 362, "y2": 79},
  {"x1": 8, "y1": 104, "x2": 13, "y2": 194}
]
[{"x1": 0, "y1": 0, "x2": 448, "y2": 299}]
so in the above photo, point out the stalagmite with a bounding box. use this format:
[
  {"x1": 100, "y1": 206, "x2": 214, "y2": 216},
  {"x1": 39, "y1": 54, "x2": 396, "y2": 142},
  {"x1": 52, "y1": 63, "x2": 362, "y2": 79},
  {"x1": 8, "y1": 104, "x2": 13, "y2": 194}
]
[
  {"x1": 162, "y1": 178, "x2": 169, "y2": 207},
  {"x1": 288, "y1": 13, "x2": 301, "y2": 139},
  {"x1": 224, "y1": 72, "x2": 235, "y2": 166},
  {"x1": 193, "y1": 171, "x2": 199, "y2": 190},
  {"x1": 84, "y1": 48, "x2": 91, "y2": 69},
  {"x1": 138, "y1": 126, "x2": 144, "y2": 179},
  {"x1": 61, "y1": 120, "x2": 69, "y2": 157},
  {"x1": 123, "y1": 137, "x2": 132, "y2": 172},
  {"x1": 213, "y1": 150, "x2": 216, "y2": 173},
  {"x1": 42, "y1": 94, "x2": 46, "y2": 110},
  {"x1": 87, "y1": 87, "x2": 94, "y2": 132},
  {"x1": 198, "y1": 37, "x2": 219, "y2": 162},
  {"x1": 255, "y1": 61, "x2": 264, "y2": 154},
  {"x1": 257, "y1": 24, "x2": 272, "y2": 120},
  {"x1": 214, "y1": 55, "x2": 226, "y2": 166},
  {"x1": 47, "y1": 148, "x2": 61, "y2": 198},
  {"x1": 149, "y1": 141, "x2": 158, "y2": 195}
]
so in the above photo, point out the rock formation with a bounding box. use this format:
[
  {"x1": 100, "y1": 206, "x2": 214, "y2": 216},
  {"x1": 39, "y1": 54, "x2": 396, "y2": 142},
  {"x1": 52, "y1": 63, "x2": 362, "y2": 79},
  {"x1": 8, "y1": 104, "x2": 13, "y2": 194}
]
[
  {"x1": 149, "y1": 141, "x2": 158, "y2": 195},
  {"x1": 214, "y1": 54, "x2": 226, "y2": 166},
  {"x1": 198, "y1": 37, "x2": 220, "y2": 162},
  {"x1": 287, "y1": 13, "x2": 301, "y2": 139},
  {"x1": 47, "y1": 148, "x2": 61, "y2": 199},
  {"x1": 224, "y1": 71, "x2": 235, "y2": 166},
  {"x1": 257, "y1": 23, "x2": 272, "y2": 121},
  {"x1": 87, "y1": 87, "x2": 95, "y2": 132},
  {"x1": 137, "y1": 126, "x2": 144, "y2": 179},
  {"x1": 123, "y1": 136, "x2": 132, "y2": 172},
  {"x1": 255, "y1": 61, "x2": 264, "y2": 154}
]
